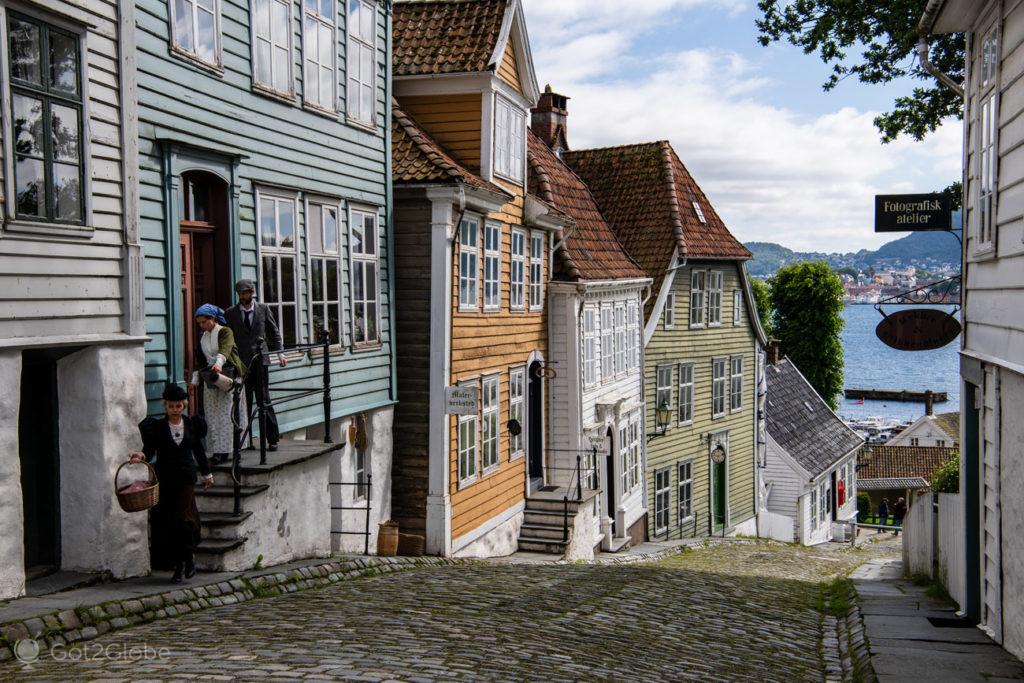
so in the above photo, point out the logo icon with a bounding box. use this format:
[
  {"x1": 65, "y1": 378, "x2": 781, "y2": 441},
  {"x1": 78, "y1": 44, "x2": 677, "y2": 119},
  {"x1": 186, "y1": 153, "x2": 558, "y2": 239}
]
[{"x1": 14, "y1": 639, "x2": 40, "y2": 666}]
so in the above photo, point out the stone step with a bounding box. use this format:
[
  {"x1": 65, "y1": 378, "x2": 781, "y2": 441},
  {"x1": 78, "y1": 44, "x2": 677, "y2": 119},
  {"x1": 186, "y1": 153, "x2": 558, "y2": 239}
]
[
  {"x1": 194, "y1": 538, "x2": 248, "y2": 572},
  {"x1": 197, "y1": 484, "x2": 270, "y2": 498},
  {"x1": 195, "y1": 485, "x2": 268, "y2": 514},
  {"x1": 201, "y1": 511, "x2": 254, "y2": 527},
  {"x1": 517, "y1": 538, "x2": 568, "y2": 554},
  {"x1": 519, "y1": 523, "x2": 571, "y2": 542},
  {"x1": 524, "y1": 509, "x2": 573, "y2": 527},
  {"x1": 524, "y1": 497, "x2": 583, "y2": 514}
]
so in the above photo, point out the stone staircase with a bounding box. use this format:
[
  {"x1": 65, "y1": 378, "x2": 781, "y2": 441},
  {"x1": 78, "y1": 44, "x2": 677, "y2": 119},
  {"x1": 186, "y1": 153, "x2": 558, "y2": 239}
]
[
  {"x1": 518, "y1": 488, "x2": 596, "y2": 554},
  {"x1": 193, "y1": 477, "x2": 266, "y2": 571}
]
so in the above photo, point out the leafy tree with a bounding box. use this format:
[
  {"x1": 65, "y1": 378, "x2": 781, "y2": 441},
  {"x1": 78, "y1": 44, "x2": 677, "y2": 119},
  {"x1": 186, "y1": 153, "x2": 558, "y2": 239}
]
[
  {"x1": 770, "y1": 262, "x2": 845, "y2": 408},
  {"x1": 755, "y1": 1, "x2": 964, "y2": 143},
  {"x1": 931, "y1": 452, "x2": 960, "y2": 493},
  {"x1": 750, "y1": 277, "x2": 774, "y2": 337},
  {"x1": 857, "y1": 492, "x2": 872, "y2": 521}
]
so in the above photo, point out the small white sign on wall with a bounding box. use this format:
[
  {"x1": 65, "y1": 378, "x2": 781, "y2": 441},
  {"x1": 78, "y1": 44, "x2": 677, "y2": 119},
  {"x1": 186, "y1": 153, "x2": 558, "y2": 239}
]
[
  {"x1": 586, "y1": 431, "x2": 610, "y2": 457},
  {"x1": 445, "y1": 386, "x2": 478, "y2": 415}
]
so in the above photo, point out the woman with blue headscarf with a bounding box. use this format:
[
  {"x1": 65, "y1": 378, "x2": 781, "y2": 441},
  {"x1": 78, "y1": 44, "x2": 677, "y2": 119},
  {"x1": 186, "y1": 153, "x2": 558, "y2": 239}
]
[{"x1": 193, "y1": 303, "x2": 247, "y2": 463}]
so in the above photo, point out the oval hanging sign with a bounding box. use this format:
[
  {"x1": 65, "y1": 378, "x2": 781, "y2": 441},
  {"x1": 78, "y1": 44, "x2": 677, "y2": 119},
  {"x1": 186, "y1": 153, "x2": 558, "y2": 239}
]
[{"x1": 876, "y1": 309, "x2": 961, "y2": 351}]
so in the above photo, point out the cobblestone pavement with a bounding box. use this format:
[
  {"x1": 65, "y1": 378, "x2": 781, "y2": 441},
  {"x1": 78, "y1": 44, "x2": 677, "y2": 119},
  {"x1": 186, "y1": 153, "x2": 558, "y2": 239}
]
[{"x1": 4, "y1": 540, "x2": 898, "y2": 682}]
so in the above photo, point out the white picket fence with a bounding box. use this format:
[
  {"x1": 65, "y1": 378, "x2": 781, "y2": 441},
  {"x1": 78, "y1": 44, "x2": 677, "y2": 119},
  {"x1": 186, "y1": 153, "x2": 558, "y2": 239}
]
[{"x1": 902, "y1": 492, "x2": 965, "y2": 609}]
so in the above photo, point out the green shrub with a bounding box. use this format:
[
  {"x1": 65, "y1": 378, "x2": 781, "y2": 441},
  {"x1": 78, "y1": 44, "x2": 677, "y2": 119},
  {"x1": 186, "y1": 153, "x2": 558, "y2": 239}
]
[
  {"x1": 857, "y1": 492, "x2": 872, "y2": 520},
  {"x1": 932, "y1": 452, "x2": 960, "y2": 493}
]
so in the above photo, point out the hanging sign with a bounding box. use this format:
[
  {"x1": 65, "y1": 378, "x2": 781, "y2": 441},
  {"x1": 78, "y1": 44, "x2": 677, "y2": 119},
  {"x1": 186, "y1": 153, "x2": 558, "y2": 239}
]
[
  {"x1": 876, "y1": 309, "x2": 961, "y2": 351},
  {"x1": 586, "y1": 431, "x2": 609, "y2": 457},
  {"x1": 445, "y1": 386, "x2": 478, "y2": 415},
  {"x1": 874, "y1": 193, "x2": 952, "y2": 232}
]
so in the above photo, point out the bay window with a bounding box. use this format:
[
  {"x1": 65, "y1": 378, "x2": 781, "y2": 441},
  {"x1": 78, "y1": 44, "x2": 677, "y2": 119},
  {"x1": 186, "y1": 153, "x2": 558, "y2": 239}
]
[{"x1": 494, "y1": 96, "x2": 525, "y2": 182}]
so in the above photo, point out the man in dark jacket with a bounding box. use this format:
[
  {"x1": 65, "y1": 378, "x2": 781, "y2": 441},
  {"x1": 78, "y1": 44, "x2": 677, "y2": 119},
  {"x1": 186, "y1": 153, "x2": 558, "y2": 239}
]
[{"x1": 225, "y1": 279, "x2": 286, "y2": 450}]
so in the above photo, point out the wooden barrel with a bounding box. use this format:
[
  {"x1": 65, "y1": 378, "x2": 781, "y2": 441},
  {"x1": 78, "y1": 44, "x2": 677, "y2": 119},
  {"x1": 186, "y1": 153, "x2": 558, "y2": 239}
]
[{"x1": 377, "y1": 521, "x2": 399, "y2": 557}]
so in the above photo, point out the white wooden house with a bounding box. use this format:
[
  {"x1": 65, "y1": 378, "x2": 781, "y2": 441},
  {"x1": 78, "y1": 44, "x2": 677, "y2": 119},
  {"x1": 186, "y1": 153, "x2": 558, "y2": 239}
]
[
  {"x1": 887, "y1": 411, "x2": 959, "y2": 448},
  {"x1": 762, "y1": 358, "x2": 862, "y2": 545}
]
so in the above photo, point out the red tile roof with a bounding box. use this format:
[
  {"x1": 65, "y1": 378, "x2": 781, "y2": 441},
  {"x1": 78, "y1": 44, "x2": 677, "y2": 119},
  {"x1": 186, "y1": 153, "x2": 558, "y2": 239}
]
[
  {"x1": 563, "y1": 142, "x2": 751, "y2": 305},
  {"x1": 393, "y1": 0, "x2": 508, "y2": 77},
  {"x1": 857, "y1": 446, "x2": 957, "y2": 483},
  {"x1": 392, "y1": 100, "x2": 509, "y2": 197},
  {"x1": 527, "y1": 132, "x2": 646, "y2": 282}
]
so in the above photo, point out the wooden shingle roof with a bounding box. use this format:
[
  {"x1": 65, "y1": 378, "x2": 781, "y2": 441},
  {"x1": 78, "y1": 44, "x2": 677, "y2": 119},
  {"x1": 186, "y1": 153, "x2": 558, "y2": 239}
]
[
  {"x1": 527, "y1": 131, "x2": 646, "y2": 283},
  {"x1": 393, "y1": 0, "x2": 508, "y2": 77},
  {"x1": 857, "y1": 446, "x2": 957, "y2": 483}
]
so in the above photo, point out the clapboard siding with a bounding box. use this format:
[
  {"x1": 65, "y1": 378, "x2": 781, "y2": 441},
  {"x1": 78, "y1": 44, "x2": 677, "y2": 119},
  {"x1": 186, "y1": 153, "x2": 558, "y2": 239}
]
[
  {"x1": 645, "y1": 261, "x2": 758, "y2": 536},
  {"x1": 399, "y1": 94, "x2": 483, "y2": 172},
  {"x1": 497, "y1": 43, "x2": 522, "y2": 93},
  {"x1": 0, "y1": 0, "x2": 128, "y2": 341},
  {"x1": 137, "y1": 0, "x2": 393, "y2": 423}
]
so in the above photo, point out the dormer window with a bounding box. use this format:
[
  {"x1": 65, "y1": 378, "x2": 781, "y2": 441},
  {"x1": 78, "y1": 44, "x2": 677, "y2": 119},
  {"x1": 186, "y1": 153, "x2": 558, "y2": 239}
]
[{"x1": 494, "y1": 96, "x2": 525, "y2": 182}]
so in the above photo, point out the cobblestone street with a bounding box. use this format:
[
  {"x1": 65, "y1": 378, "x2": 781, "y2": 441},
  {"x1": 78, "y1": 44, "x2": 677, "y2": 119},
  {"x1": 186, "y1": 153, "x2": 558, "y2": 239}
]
[{"x1": 3, "y1": 540, "x2": 898, "y2": 682}]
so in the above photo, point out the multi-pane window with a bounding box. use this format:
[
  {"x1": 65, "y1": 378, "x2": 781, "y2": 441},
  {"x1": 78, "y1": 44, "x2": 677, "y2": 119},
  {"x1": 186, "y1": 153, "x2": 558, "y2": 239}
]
[
  {"x1": 730, "y1": 356, "x2": 743, "y2": 412},
  {"x1": 613, "y1": 304, "x2": 626, "y2": 375},
  {"x1": 937, "y1": 439, "x2": 946, "y2": 448},
  {"x1": 979, "y1": 26, "x2": 999, "y2": 248},
  {"x1": 459, "y1": 216, "x2": 479, "y2": 310},
  {"x1": 712, "y1": 357, "x2": 727, "y2": 418},
  {"x1": 169, "y1": 0, "x2": 220, "y2": 66},
  {"x1": 627, "y1": 301, "x2": 639, "y2": 370},
  {"x1": 664, "y1": 292, "x2": 676, "y2": 328},
  {"x1": 820, "y1": 481, "x2": 828, "y2": 523},
  {"x1": 692, "y1": 201, "x2": 707, "y2": 224},
  {"x1": 458, "y1": 381, "x2": 479, "y2": 486},
  {"x1": 810, "y1": 488, "x2": 818, "y2": 530},
  {"x1": 656, "y1": 366, "x2": 673, "y2": 414},
  {"x1": 600, "y1": 306, "x2": 614, "y2": 380},
  {"x1": 308, "y1": 202, "x2": 342, "y2": 344},
  {"x1": 346, "y1": 0, "x2": 376, "y2": 125},
  {"x1": 690, "y1": 271, "x2": 705, "y2": 327},
  {"x1": 252, "y1": 0, "x2": 293, "y2": 93},
  {"x1": 303, "y1": 0, "x2": 336, "y2": 109},
  {"x1": 483, "y1": 222, "x2": 501, "y2": 311},
  {"x1": 910, "y1": 437, "x2": 920, "y2": 447},
  {"x1": 654, "y1": 468, "x2": 671, "y2": 535},
  {"x1": 619, "y1": 415, "x2": 641, "y2": 495},
  {"x1": 7, "y1": 15, "x2": 85, "y2": 223},
  {"x1": 495, "y1": 97, "x2": 525, "y2": 182},
  {"x1": 259, "y1": 192, "x2": 298, "y2": 347},
  {"x1": 583, "y1": 307, "x2": 599, "y2": 386},
  {"x1": 350, "y1": 207, "x2": 379, "y2": 345},
  {"x1": 510, "y1": 229, "x2": 526, "y2": 310},
  {"x1": 678, "y1": 461, "x2": 693, "y2": 522},
  {"x1": 509, "y1": 367, "x2": 525, "y2": 458},
  {"x1": 354, "y1": 447, "x2": 366, "y2": 500},
  {"x1": 529, "y1": 232, "x2": 544, "y2": 311},
  {"x1": 733, "y1": 290, "x2": 742, "y2": 325},
  {"x1": 481, "y1": 375, "x2": 499, "y2": 472},
  {"x1": 678, "y1": 363, "x2": 694, "y2": 425},
  {"x1": 707, "y1": 271, "x2": 723, "y2": 325}
]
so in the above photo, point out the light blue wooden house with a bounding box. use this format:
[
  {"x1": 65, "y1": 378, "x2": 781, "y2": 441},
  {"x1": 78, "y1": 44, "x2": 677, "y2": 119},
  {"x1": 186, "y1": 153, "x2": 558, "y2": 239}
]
[{"x1": 135, "y1": 0, "x2": 395, "y2": 565}]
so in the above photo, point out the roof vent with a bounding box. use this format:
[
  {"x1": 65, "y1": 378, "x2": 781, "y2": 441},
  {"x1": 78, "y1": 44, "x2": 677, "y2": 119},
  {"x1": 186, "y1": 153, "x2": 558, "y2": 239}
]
[{"x1": 803, "y1": 400, "x2": 815, "y2": 412}]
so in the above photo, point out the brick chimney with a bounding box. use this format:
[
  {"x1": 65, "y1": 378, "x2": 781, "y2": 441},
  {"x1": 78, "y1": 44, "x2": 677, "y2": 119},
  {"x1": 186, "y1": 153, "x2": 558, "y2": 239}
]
[
  {"x1": 531, "y1": 85, "x2": 569, "y2": 154},
  {"x1": 925, "y1": 390, "x2": 934, "y2": 416},
  {"x1": 766, "y1": 339, "x2": 781, "y2": 366}
]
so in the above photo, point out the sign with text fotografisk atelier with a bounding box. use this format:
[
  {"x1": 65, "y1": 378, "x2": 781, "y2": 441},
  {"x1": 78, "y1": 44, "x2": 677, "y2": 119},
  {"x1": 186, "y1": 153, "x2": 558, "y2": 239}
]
[
  {"x1": 445, "y1": 386, "x2": 478, "y2": 415},
  {"x1": 874, "y1": 193, "x2": 952, "y2": 233}
]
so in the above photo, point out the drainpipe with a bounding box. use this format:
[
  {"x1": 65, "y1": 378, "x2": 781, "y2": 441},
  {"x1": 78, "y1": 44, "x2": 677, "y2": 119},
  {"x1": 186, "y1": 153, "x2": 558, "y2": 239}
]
[
  {"x1": 385, "y1": 3, "x2": 397, "y2": 405},
  {"x1": 916, "y1": 37, "x2": 964, "y2": 98}
]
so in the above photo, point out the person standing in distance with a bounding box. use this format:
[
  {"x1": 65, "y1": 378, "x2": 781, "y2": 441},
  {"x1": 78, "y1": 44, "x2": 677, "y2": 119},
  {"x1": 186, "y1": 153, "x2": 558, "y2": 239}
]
[{"x1": 225, "y1": 279, "x2": 287, "y2": 451}]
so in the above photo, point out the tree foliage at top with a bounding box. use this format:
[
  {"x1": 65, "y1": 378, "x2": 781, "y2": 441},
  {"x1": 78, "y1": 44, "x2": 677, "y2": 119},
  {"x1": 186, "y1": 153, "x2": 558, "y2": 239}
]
[
  {"x1": 750, "y1": 277, "x2": 774, "y2": 337},
  {"x1": 771, "y1": 262, "x2": 846, "y2": 409},
  {"x1": 931, "y1": 452, "x2": 960, "y2": 493},
  {"x1": 756, "y1": 1, "x2": 964, "y2": 142}
]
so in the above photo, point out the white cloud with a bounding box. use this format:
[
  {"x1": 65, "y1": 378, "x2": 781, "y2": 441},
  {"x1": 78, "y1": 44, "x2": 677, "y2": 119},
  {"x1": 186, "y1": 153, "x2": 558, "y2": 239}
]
[{"x1": 520, "y1": 3, "x2": 963, "y2": 252}]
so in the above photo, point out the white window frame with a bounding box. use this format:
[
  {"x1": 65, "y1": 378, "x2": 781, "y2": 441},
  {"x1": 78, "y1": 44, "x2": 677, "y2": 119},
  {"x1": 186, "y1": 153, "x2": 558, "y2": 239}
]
[
  {"x1": 654, "y1": 467, "x2": 671, "y2": 536},
  {"x1": 910, "y1": 437, "x2": 920, "y2": 447},
  {"x1": 306, "y1": 198, "x2": 344, "y2": 346},
  {"x1": 664, "y1": 292, "x2": 676, "y2": 329},
  {"x1": 510, "y1": 228, "x2": 526, "y2": 310},
  {"x1": 678, "y1": 460, "x2": 693, "y2": 524},
  {"x1": 730, "y1": 355, "x2": 743, "y2": 413},
  {"x1": 529, "y1": 230, "x2": 544, "y2": 311},
  {"x1": 678, "y1": 363, "x2": 694, "y2": 425},
  {"x1": 627, "y1": 300, "x2": 639, "y2": 370},
  {"x1": 820, "y1": 481, "x2": 828, "y2": 523},
  {"x1": 712, "y1": 357, "x2": 727, "y2": 419},
  {"x1": 937, "y1": 439, "x2": 946, "y2": 448},
  {"x1": 458, "y1": 215, "x2": 480, "y2": 311},
  {"x1": 810, "y1": 488, "x2": 818, "y2": 531},
  {"x1": 619, "y1": 412, "x2": 642, "y2": 495},
  {"x1": 494, "y1": 95, "x2": 525, "y2": 182},
  {"x1": 169, "y1": 0, "x2": 223, "y2": 68},
  {"x1": 692, "y1": 200, "x2": 707, "y2": 224},
  {"x1": 481, "y1": 374, "x2": 500, "y2": 474},
  {"x1": 303, "y1": 0, "x2": 337, "y2": 110},
  {"x1": 978, "y1": 25, "x2": 999, "y2": 252},
  {"x1": 346, "y1": 0, "x2": 376, "y2": 127},
  {"x1": 349, "y1": 205, "x2": 381, "y2": 347},
  {"x1": 353, "y1": 445, "x2": 367, "y2": 501},
  {"x1": 600, "y1": 304, "x2": 614, "y2": 381},
  {"x1": 613, "y1": 303, "x2": 626, "y2": 376},
  {"x1": 707, "y1": 270, "x2": 723, "y2": 326},
  {"x1": 457, "y1": 379, "x2": 480, "y2": 488},
  {"x1": 656, "y1": 365, "x2": 673, "y2": 416},
  {"x1": 483, "y1": 221, "x2": 501, "y2": 311},
  {"x1": 689, "y1": 270, "x2": 706, "y2": 328},
  {"x1": 251, "y1": 0, "x2": 294, "y2": 95},
  {"x1": 256, "y1": 188, "x2": 300, "y2": 348},
  {"x1": 583, "y1": 306, "x2": 599, "y2": 388},
  {"x1": 509, "y1": 366, "x2": 525, "y2": 460},
  {"x1": 733, "y1": 289, "x2": 742, "y2": 325}
]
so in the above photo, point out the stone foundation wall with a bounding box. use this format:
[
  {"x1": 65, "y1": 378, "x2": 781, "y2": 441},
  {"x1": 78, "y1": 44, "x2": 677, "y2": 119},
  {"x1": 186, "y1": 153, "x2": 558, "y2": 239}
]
[
  {"x1": 0, "y1": 351, "x2": 25, "y2": 600},
  {"x1": 453, "y1": 509, "x2": 523, "y2": 559}
]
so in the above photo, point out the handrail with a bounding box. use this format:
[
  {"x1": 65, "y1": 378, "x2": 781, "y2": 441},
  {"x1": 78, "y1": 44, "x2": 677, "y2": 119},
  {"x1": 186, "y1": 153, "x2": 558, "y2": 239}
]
[{"x1": 562, "y1": 454, "x2": 588, "y2": 543}]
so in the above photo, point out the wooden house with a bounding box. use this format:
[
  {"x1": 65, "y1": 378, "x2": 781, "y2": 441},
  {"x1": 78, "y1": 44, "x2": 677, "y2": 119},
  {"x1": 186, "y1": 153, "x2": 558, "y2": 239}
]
[
  {"x1": 0, "y1": 0, "x2": 148, "y2": 598},
  {"x1": 564, "y1": 142, "x2": 768, "y2": 542},
  {"x1": 527, "y1": 93, "x2": 652, "y2": 555},
  {"x1": 391, "y1": 0, "x2": 566, "y2": 557},
  {"x1": 135, "y1": 0, "x2": 395, "y2": 568}
]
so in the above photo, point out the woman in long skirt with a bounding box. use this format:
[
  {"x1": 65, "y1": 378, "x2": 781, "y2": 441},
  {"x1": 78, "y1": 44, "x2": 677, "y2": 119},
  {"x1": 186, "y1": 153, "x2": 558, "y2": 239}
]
[
  {"x1": 130, "y1": 384, "x2": 213, "y2": 583},
  {"x1": 192, "y1": 304, "x2": 248, "y2": 463}
]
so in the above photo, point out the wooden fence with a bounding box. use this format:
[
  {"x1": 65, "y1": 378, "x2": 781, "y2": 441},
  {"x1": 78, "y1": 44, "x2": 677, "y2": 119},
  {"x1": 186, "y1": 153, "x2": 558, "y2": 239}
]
[{"x1": 902, "y1": 492, "x2": 965, "y2": 609}]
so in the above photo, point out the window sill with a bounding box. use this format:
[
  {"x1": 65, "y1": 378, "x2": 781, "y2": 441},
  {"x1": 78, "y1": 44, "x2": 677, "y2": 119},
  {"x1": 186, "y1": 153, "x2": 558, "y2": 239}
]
[
  {"x1": 303, "y1": 101, "x2": 339, "y2": 120},
  {"x1": 678, "y1": 515, "x2": 694, "y2": 527},
  {"x1": 483, "y1": 305, "x2": 501, "y2": 313},
  {"x1": 678, "y1": 420, "x2": 693, "y2": 428},
  {"x1": 969, "y1": 244, "x2": 997, "y2": 262},
  {"x1": 4, "y1": 219, "x2": 94, "y2": 238},
  {"x1": 708, "y1": 322, "x2": 723, "y2": 328},
  {"x1": 509, "y1": 452, "x2": 525, "y2": 462},
  {"x1": 458, "y1": 305, "x2": 480, "y2": 314},
  {"x1": 457, "y1": 475, "x2": 479, "y2": 491},
  {"x1": 308, "y1": 343, "x2": 347, "y2": 359},
  {"x1": 494, "y1": 170, "x2": 524, "y2": 187},
  {"x1": 351, "y1": 342, "x2": 383, "y2": 354},
  {"x1": 729, "y1": 407, "x2": 743, "y2": 415},
  {"x1": 253, "y1": 83, "x2": 297, "y2": 106},
  {"x1": 711, "y1": 413, "x2": 726, "y2": 421},
  {"x1": 169, "y1": 46, "x2": 224, "y2": 76},
  {"x1": 482, "y1": 463, "x2": 500, "y2": 477},
  {"x1": 346, "y1": 116, "x2": 378, "y2": 134},
  {"x1": 689, "y1": 323, "x2": 706, "y2": 330}
]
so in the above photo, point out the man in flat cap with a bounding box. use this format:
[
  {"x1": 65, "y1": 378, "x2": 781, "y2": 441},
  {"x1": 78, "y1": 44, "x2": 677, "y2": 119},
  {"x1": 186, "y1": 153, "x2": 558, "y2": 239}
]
[{"x1": 225, "y1": 279, "x2": 286, "y2": 451}]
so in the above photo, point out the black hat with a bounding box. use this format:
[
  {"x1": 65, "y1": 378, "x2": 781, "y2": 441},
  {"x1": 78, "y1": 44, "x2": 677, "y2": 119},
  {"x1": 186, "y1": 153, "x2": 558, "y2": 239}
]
[{"x1": 162, "y1": 384, "x2": 188, "y2": 401}]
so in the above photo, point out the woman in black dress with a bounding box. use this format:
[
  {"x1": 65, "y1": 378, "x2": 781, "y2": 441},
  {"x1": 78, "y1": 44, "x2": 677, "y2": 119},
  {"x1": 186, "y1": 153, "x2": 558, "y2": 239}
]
[{"x1": 129, "y1": 384, "x2": 214, "y2": 583}]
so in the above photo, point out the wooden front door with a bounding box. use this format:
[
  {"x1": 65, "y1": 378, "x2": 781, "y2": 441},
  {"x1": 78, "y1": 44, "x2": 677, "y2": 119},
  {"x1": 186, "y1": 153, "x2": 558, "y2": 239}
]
[
  {"x1": 19, "y1": 351, "x2": 61, "y2": 579},
  {"x1": 528, "y1": 361, "x2": 544, "y2": 489},
  {"x1": 712, "y1": 459, "x2": 727, "y2": 532},
  {"x1": 180, "y1": 233, "x2": 199, "y2": 409},
  {"x1": 605, "y1": 427, "x2": 615, "y2": 536}
]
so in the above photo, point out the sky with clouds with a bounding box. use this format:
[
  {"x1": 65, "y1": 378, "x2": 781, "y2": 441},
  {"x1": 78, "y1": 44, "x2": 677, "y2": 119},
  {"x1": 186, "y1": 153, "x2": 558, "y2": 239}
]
[{"x1": 519, "y1": 0, "x2": 963, "y2": 253}]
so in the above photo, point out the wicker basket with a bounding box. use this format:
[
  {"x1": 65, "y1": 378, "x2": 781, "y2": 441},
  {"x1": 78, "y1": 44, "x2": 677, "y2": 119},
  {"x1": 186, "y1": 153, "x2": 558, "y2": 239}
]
[{"x1": 114, "y1": 461, "x2": 160, "y2": 513}]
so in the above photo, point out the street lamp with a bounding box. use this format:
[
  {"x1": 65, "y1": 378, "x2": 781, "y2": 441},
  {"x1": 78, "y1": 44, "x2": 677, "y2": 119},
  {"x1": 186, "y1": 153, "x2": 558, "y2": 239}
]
[{"x1": 656, "y1": 402, "x2": 672, "y2": 434}]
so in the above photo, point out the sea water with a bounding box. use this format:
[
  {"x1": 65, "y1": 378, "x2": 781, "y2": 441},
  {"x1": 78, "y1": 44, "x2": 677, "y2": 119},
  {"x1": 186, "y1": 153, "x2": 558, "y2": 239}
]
[{"x1": 835, "y1": 304, "x2": 961, "y2": 422}]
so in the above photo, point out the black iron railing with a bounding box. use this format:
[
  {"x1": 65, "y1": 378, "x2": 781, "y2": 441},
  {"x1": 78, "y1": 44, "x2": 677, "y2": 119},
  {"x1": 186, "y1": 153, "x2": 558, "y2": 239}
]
[{"x1": 330, "y1": 476, "x2": 373, "y2": 556}]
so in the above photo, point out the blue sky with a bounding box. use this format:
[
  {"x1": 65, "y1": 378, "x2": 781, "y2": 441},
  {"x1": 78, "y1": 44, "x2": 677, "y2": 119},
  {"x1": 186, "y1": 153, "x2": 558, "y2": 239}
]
[{"x1": 520, "y1": 0, "x2": 962, "y2": 253}]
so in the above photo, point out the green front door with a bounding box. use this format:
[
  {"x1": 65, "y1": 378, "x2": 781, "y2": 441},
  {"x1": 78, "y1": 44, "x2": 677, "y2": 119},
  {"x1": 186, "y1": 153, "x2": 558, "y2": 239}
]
[{"x1": 712, "y1": 459, "x2": 726, "y2": 532}]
